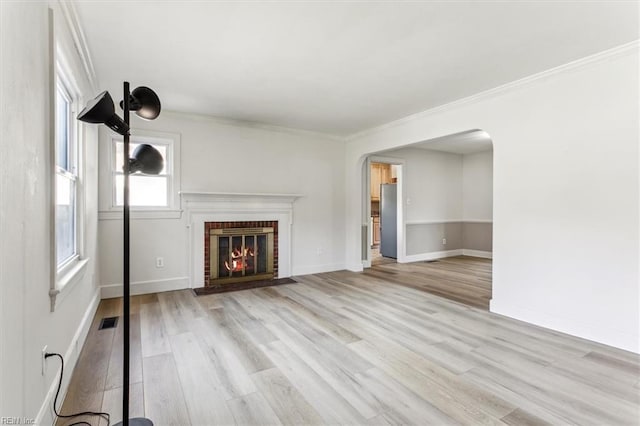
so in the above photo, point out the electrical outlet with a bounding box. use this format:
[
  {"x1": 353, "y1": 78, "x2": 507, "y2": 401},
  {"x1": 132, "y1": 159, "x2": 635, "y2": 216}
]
[
  {"x1": 156, "y1": 257, "x2": 164, "y2": 268},
  {"x1": 316, "y1": 247, "x2": 323, "y2": 256},
  {"x1": 41, "y1": 345, "x2": 48, "y2": 376},
  {"x1": 442, "y1": 238, "x2": 447, "y2": 245}
]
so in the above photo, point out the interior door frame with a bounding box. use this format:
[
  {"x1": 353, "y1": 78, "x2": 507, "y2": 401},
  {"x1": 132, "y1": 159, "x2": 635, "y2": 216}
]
[{"x1": 364, "y1": 155, "x2": 406, "y2": 267}]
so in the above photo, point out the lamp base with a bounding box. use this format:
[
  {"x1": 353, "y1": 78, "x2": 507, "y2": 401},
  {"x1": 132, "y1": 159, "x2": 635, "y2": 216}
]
[{"x1": 113, "y1": 418, "x2": 153, "y2": 426}]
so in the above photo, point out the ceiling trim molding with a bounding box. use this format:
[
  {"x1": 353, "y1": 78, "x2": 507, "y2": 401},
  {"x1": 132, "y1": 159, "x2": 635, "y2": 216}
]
[
  {"x1": 162, "y1": 110, "x2": 346, "y2": 142},
  {"x1": 58, "y1": 0, "x2": 98, "y2": 92},
  {"x1": 347, "y1": 40, "x2": 640, "y2": 142}
]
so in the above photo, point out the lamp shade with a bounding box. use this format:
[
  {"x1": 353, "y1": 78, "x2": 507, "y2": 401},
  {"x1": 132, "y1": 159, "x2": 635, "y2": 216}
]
[
  {"x1": 120, "y1": 86, "x2": 161, "y2": 120},
  {"x1": 77, "y1": 91, "x2": 129, "y2": 135},
  {"x1": 129, "y1": 144, "x2": 163, "y2": 175}
]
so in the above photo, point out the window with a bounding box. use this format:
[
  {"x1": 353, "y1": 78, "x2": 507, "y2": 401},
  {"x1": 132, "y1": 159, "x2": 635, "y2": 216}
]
[
  {"x1": 113, "y1": 140, "x2": 169, "y2": 207},
  {"x1": 100, "y1": 131, "x2": 181, "y2": 218},
  {"x1": 55, "y1": 77, "x2": 78, "y2": 268}
]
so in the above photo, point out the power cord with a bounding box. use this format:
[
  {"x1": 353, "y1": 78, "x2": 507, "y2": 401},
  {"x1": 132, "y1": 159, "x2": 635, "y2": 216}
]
[{"x1": 45, "y1": 352, "x2": 110, "y2": 426}]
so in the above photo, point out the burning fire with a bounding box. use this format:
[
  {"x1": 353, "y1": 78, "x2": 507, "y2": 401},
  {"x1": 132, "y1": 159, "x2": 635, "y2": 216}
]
[{"x1": 224, "y1": 246, "x2": 255, "y2": 272}]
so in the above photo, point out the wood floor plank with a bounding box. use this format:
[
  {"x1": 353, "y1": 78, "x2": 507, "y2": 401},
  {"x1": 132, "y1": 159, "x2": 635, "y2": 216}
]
[
  {"x1": 266, "y1": 318, "x2": 383, "y2": 419},
  {"x1": 142, "y1": 353, "x2": 191, "y2": 425},
  {"x1": 500, "y1": 408, "x2": 552, "y2": 426},
  {"x1": 349, "y1": 339, "x2": 513, "y2": 425},
  {"x1": 547, "y1": 352, "x2": 640, "y2": 403},
  {"x1": 192, "y1": 316, "x2": 258, "y2": 399},
  {"x1": 222, "y1": 295, "x2": 278, "y2": 345},
  {"x1": 354, "y1": 367, "x2": 457, "y2": 425},
  {"x1": 468, "y1": 343, "x2": 639, "y2": 423},
  {"x1": 208, "y1": 307, "x2": 274, "y2": 374},
  {"x1": 170, "y1": 332, "x2": 235, "y2": 425},
  {"x1": 230, "y1": 288, "x2": 283, "y2": 323},
  {"x1": 261, "y1": 339, "x2": 367, "y2": 425},
  {"x1": 157, "y1": 291, "x2": 191, "y2": 336},
  {"x1": 226, "y1": 391, "x2": 283, "y2": 426},
  {"x1": 251, "y1": 368, "x2": 324, "y2": 426},
  {"x1": 274, "y1": 307, "x2": 373, "y2": 374},
  {"x1": 367, "y1": 255, "x2": 492, "y2": 309},
  {"x1": 140, "y1": 301, "x2": 171, "y2": 357}
]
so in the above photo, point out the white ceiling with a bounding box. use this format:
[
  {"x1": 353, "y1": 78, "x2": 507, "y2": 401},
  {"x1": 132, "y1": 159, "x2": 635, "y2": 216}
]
[
  {"x1": 412, "y1": 130, "x2": 493, "y2": 155},
  {"x1": 74, "y1": 1, "x2": 638, "y2": 137}
]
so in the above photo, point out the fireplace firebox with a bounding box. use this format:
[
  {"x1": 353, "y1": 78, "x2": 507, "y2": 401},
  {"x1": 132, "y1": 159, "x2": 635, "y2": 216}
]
[{"x1": 205, "y1": 221, "x2": 278, "y2": 286}]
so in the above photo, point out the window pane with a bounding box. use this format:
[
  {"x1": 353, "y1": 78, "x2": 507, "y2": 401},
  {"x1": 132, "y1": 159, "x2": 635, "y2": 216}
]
[
  {"x1": 56, "y1": 86, "x2": 70, "y2": 169},
  {"x1": 56, "y1": 173, "x2": 76, "y2": 264},
  {"x1": 115, "y1": 175, "x2": 167, "y2": 206},
  {"x1": 115, "y1": 141, "x2": 167, "y2": 174}
]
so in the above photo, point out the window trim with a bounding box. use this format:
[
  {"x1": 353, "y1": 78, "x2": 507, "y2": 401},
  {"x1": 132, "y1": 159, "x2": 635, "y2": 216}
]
[
  {"x1": 99, "y1": 129, "x2": 182, "y2": 220},
  {"x1": 51, "y1": 47, "x2": 87, "y2": 311}
]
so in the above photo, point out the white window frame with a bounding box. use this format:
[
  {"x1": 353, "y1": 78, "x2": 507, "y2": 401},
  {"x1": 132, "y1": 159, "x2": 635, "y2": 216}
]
[
  {"x1": 50, "y1": 54, "x2": 88, "y2": 311},
  {"x1": 99, "y1": 129, "x2": 181, "y2": 220},
  {"x1": 55, "y1": 77, "x2": 78, "y2": 268}
]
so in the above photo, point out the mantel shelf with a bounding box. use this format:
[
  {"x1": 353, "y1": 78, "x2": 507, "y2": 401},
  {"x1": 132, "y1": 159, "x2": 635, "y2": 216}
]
[{"x1": 180, "y1": 191, "x2": 303, "y2": 202}]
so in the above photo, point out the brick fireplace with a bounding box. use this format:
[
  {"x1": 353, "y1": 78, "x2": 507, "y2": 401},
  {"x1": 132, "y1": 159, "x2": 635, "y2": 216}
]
[
  {"x1": 204, "y1": 221, "x2": 278, "y2": 286},
  {"x1": 181, "y1": 191, "x2": 300, "y2": 289}
]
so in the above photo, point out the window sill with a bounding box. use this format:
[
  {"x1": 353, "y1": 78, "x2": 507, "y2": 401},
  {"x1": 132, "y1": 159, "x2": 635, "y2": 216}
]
[
  {"x1": 98, "y1": 209, "x2": 182, "y2": 220},
  {"x1": 50, "y1": 258, "x2": 89, "y2": 312}
]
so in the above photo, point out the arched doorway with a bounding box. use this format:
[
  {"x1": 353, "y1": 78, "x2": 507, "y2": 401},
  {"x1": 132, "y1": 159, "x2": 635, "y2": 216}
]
[{"x1": 362, "y1": 129, "x2": 494, "y2": 309}]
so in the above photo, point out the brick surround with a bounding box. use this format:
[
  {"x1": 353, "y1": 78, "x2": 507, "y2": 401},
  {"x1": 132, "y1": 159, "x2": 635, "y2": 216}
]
[{"x1": 204, "y1": 221, "x2": 278, "y2": 286}]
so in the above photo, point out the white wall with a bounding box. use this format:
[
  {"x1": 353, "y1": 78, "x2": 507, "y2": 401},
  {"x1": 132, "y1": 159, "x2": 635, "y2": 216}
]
[
  {"x1": 463, "y1": 150, "x2": 493, "y2": 221},
  {"x1": 0, "y1": 1, "x2": 100, "y2": 420},
  {"x1": 97, "y1": 112, "x2": 346, "y2": 291},
  {"x1": 376, "y1": 146, "x2": 493, "y2": 257},
  {"x1": 346, "y1": 44, "x2": 639, "y2": 353},
  {"x1": 384, "y1": 147, "x2": 463, "y2": 222}
]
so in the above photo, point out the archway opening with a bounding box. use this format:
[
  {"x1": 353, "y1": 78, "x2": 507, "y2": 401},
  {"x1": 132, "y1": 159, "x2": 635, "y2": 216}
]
[{"x1": 361, "y1": 129, "x2": 494, "y2": 309}]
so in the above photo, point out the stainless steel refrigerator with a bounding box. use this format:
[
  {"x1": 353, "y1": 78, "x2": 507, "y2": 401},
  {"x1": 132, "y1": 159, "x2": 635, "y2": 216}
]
[{"x1": 380, "y1": 183, "x2": 397, "y2": 258}]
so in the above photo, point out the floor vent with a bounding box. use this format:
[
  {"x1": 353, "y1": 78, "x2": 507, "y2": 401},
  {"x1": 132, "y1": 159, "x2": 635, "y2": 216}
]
[
  {"x1": 424, "y1": 260, "x2": 439, "y2": 263},
  {"x1": 99, "y1": 316, "x2": 118, "y2": 330}
]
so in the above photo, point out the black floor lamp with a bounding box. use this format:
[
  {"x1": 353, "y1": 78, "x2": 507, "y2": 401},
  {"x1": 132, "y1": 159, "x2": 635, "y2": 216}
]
[{"x1": 78, "y1": 82, "x2": 163, "y2": 426}]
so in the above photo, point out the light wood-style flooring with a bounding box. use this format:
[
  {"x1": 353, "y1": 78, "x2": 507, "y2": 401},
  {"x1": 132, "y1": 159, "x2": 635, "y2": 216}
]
[
  {"x1": 370, "y1": 256, "x2": 492, "y2": 309},
  {"x1": 59, "y1": 259, "x2": 639, "y2": 425}
]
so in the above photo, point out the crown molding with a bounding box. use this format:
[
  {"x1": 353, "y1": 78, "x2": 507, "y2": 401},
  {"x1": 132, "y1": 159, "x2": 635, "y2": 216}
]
[
  {"x1": 162, "y1": 110, "x2": 346, "y2": 142},
  {"x1": 347, "y1": 40, "x2": 640, "y2": 142},
  {"x1": 57, "y1": 0, "x2": 98, "y2": 92}
]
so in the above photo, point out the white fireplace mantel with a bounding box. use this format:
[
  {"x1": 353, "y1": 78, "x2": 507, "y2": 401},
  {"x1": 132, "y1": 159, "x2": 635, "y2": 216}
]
[
  {"x1": 181, "y1": 191, "x2": 303, "y2": 288},
  {"x1": 180, "y1": 191, "x2": 303, "y2": 204}
]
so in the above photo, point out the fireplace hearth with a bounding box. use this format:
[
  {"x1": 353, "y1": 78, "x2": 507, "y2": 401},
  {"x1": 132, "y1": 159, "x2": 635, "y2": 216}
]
[{"x1": 204, "y1": 221, "x2": 278, "y2": 286}]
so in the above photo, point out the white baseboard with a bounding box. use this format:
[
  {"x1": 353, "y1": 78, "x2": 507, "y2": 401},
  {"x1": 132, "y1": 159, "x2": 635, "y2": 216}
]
[
  {"x1": 100, "y1": 276, "x2": 189, "y2": 299},
  {"x1": 292, "y1": 263, "x2": 346, "y2": 276},
  {"x1": 400, "y1": 249, "x2": 463, "y2": 263},
  {"x1": 490, "y1": 298, "x2": 640, "y2": 354},
  {"x1": 35, "y1": 289, "x2": 101, "y2": 425},
  {"x1": 346, "y1": 262, "x2": 365, "y2": 272},
  {"x1": 462, "y1": 249, "x2": 493, "y2": 259}
]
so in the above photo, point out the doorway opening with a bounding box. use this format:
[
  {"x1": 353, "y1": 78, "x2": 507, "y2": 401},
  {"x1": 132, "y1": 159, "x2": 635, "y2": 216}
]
[
  {"x1": 363, "y1": 156, "x2": 405, "y2": 268},
  {"x1": 369, "y1": 162, "x2": 399, "y2": 265},
  {"x1": 362, "y1": 129, "x2": 494, "y2": 309}
]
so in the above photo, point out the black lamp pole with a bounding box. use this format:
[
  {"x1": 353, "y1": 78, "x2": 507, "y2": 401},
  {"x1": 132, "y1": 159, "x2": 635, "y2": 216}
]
[
  {"x1": 77, "y1": 81, "x2": 161, "y2": 426},
  {"x1": 118, "y1": 81, "x2": 153, "y2": 426},
  {"x1": 122, "y1": 80, "x2": 132, "y2": 426}
]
